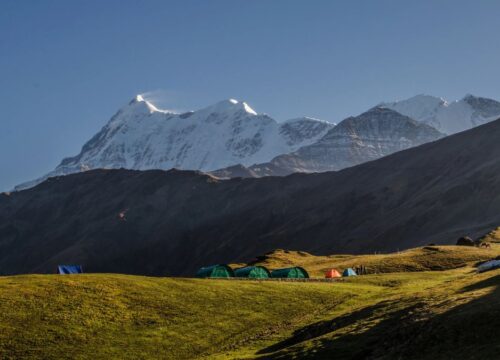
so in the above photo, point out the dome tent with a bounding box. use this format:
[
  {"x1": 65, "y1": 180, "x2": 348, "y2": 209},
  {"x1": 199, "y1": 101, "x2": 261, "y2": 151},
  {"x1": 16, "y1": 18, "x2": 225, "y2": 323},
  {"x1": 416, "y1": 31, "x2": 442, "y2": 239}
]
[
  {"x1": 196, "y1": 264, "x2": 234, "y2": 278},
  {"x1": 342, "y1": 268, "x2": 357, "y2": 277},
  {"x1": 324, "y1": 268, "x2": 341, "y2": 278},
  {"x1": 234, "y1": 266, "x2": 271, "y2": 279},
  {"x1": 271, "y1": 267, "x2": 309, "y2": 279}
]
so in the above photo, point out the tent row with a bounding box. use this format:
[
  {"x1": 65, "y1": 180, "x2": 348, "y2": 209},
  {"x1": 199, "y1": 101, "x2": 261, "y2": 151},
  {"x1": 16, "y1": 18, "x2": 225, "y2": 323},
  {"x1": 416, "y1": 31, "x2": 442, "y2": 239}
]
[
  {"x1": 196, "y1": 265, "x2": 309, "y2": 279},
  {"x1": 196, "y1": 265, "x2": 360, "y2": 279},
  {"x1": 325, "y1": 268, "x2": 357, "y2": 278},
  {"x1": 56, "y1": 263, "x2": 359, "y2": 278}
]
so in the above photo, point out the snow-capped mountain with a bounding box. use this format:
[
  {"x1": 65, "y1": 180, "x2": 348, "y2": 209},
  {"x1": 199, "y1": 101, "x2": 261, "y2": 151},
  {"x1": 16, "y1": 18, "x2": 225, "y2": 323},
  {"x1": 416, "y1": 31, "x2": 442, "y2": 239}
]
[
  {"x1": 291, "y1": 107, "x2": 445, "y2": 171},
  {"x1": 380, "y1": 94, "x2": 500, "y2": 134},
  {"x1": 15, "y1": 95, "x2": 333, "y2": 190},
  {"x1": 212, "y1": 107, "x2": 444, "y2": 177},
  {"x1": 16, "y1": 92, "x2": 500, "y2": 190}
]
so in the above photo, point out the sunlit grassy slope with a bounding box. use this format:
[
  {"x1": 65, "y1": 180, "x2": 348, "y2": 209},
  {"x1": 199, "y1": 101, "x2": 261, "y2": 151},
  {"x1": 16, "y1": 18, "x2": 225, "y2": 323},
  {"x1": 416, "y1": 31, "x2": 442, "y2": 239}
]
[
  {"x1": 240, "y1": 245, "x2": 500, "y2": 277},
  {"x1": 479, "y1": 226, "x2": 500, "y2": 243},
  {"x1": 1, "y1": 245, "x2": 500, "y2": 359}
]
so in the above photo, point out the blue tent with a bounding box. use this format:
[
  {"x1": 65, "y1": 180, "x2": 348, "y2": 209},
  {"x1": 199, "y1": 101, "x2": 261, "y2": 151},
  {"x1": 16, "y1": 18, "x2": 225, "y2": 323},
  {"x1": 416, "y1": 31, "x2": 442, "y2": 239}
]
[
  {"x1": 58, "y1": 265, "x2": 83, "y2": 274},
  {"x1": 342, "y1": 268, "x2": 357, "y2": 277}
]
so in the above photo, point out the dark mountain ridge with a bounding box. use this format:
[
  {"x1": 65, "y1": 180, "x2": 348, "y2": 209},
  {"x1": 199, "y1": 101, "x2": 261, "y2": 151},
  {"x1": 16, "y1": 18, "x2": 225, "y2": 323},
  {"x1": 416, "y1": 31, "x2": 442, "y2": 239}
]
[{"x1": 2, "y1": 117, "x2": 500, "y2": 276}]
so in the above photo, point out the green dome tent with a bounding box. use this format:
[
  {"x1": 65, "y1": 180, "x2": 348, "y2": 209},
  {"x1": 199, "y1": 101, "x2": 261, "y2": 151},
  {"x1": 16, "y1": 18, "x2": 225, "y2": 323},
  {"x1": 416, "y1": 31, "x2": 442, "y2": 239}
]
[
  {"x1": 342, "y1": 268, "x2": 357, "y2": 277},
  {"x1": 234, "y1": 266, "x2": 271, "y2": 279},
  {"x1": 271, "y1": 267, "x2": 309, "y2": 279},
  {"x1": 196, "y1": 264, "x2": 234, "y2": 278}
]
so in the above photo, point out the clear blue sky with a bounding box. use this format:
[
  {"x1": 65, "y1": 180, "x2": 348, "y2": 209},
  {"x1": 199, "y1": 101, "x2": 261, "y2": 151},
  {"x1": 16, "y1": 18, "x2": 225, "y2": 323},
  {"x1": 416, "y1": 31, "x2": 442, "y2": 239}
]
[{"x1": 1, "y1": 0, "x2": 500, "y2": 190}]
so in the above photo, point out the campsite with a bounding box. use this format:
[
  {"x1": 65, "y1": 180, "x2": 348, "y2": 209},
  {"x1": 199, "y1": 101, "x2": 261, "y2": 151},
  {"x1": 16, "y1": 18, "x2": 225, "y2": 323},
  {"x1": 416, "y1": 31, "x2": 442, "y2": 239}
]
[
  {"x1": 1, "y1": 243, "x2": 500, "y2": 359},
  {"x1": 3, "y1": 1, "x2": 500, "y2": 359}
]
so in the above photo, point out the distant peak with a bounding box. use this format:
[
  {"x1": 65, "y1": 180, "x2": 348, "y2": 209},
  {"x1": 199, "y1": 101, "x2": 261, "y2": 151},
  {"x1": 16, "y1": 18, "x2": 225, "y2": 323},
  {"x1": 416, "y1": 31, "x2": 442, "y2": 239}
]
[
  {"x1": 134, "y1": 94, "x2": 146, "y2": 102},
  {"x1": 462, "y1": 93, "x2": 479, "y2": 101},
  {"x1": 202, "y1": 99, "x2": 258, "y2": 115},
  {"x1": 242, "y1": 102, "x2": 257, "y2": 115},
  {"x1": 461, "y1": 94, "x2": 500, "y2": 110},
  {"x1": 125, "y1": 94, "x2": 174, "y2": 114},
  {"x1": 128, "y1": 94, "x2": 152, "y2": 107},
  {"x1": 365, "y1": 106, "x2": 402, "y2": 115},
  {"x1": 380, "y1": 94, "x2": 447, "y2": 107},
  {"x1": 355, "y1": 106, "x2": 421, "y2": 122}
]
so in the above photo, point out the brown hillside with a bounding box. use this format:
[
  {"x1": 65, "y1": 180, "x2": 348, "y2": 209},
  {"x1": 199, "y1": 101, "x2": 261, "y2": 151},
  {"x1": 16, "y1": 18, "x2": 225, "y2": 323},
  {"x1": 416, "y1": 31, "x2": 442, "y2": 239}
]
[{"x1": 2, "y1": 118, "x2": 500, "y2": 275}]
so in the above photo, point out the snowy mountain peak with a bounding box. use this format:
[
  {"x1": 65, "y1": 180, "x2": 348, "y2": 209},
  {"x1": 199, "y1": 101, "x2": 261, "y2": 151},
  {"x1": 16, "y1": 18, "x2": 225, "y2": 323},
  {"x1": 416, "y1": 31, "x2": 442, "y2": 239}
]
[
  {"x1": 408, "y1": 94, "x2": 447, "y2": 104},
  {"x1": 335, "y1": 106, "x2": 438, "y2": 134},
  {"x1": 133, "y1": 94, "x2": 147, "y2": 103},
  {"x1": 379, "y1": 95, "x2": 447, "y2": 124},
  {"x1": 15, "y1": 95, "x2": 331, "y2": 190},
  {"x1": 200, "y1": 98, "x2": 258, "y2": 116},
  {"x1": 123, "y1": 94, "x2": 173, "y2": 115},
  {"x1": 381, "y1": 94, "x2": 500, "y2": 134},
  {"x1": 242, "y1": 102, "x2": 257, "y2": 115}
]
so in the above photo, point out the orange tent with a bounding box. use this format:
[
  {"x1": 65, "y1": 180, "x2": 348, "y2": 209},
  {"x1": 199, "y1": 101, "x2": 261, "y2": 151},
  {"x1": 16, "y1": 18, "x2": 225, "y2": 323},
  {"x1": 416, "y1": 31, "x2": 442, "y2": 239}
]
[{"x1": 325, "y1": 268, "x2": 342, "y2": 278}]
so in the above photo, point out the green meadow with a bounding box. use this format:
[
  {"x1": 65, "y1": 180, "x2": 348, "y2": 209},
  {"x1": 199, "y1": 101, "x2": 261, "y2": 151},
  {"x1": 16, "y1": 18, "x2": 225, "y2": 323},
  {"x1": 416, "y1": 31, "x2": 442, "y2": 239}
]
[{"x1": 1, "y1": 245, "x2": 500, "y2": 359}]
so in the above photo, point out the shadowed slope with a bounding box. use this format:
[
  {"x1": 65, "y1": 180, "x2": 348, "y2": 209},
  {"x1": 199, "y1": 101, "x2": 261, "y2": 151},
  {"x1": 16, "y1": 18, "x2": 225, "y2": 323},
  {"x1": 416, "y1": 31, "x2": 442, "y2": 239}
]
[
  {"x1": 257, "y1": 272, "x2": 500, "y2": 360},
  {"x1": 2, "y1": 118, "x2": 500, "y2": 275}
]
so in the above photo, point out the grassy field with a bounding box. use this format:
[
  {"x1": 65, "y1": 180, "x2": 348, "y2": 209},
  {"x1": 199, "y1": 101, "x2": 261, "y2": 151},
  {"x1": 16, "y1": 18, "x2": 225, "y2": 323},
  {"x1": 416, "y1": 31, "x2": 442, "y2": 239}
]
[{"x1": 1, "y1": 245, "x2": 500, "y2": 359}]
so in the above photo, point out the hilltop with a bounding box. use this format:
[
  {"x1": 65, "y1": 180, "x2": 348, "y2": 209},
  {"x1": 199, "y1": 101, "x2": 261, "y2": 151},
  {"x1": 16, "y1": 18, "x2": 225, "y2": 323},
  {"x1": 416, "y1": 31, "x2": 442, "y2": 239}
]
[{"x1": 243, "y1": 245, "x2": 500, "y2": 277}]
